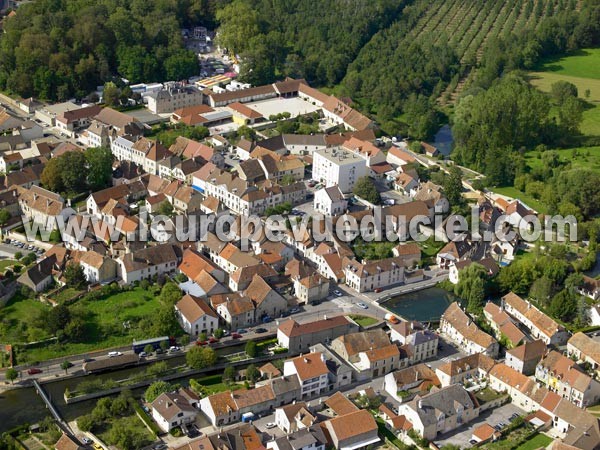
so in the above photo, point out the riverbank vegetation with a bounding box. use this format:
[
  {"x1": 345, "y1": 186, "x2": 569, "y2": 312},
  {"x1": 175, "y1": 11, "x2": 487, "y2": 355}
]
[{"x1": 77, "y1": 391, "x2": 154, "y2": 450}]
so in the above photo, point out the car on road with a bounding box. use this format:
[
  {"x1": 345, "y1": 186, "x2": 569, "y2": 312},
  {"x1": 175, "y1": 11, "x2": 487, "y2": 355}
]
[
  {"x1": 289, "y1": 307, "x2": 300, "y2": 314},
  {"x1": 108, "y1": 351, "x2": 122, "y2": 357},
  {"x1": 333, "y1": 290, "x2": 343, "y2": 297},
  {"x1": 81, "y1": 437, "x2": 91, "y2": 444},
  {"x1": 231, "y1": 333, "x2": 242, "y2": 339},
  {"x1": 93, "y1": 444, "x2": 103, "y2": 450},
  {"x1": 208, "y1": 337, "x2": 219, "y2": 344},
  {"x1": 27, "y1": 368, "x2": 43, "y2": 375},
  {"x1": 168, "y1": 346, "x2": 180, "y2": 353},
  {"x1": 255, "y1": 327, "x2": 268, "y2": 333},
  {"x1": 374, "y1": 288, "x2": 383, "y2": 293},
  {"x1": 139, "y1": 352, "x2": 148, "y2": 358},
  {"x1": 153, "y1": 445, "x2": 168, "y2": 450},
  {"x1": 356, "y1": 302, "x2": 368, "y2": 309},
  {"x1": 237, "y1": 328, "x2": 248, "y2": 334},
  {"x1": 265, "y1": 422, "x2": 276, "y2": 429},
  {"x1": 262, "y1": 316, "x2": 272, "y2": 323}
]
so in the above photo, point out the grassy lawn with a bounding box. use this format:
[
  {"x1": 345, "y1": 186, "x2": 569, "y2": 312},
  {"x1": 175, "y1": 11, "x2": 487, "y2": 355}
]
[
  {"x1": 588, "y1": 404, "x2": 600, "y2": 416},
  {"x1": 98, "y1": 415, "x2": 154, "y2": 448},
  {"x1": 349, "y1": 315, "x2": 379, "y2": 328},
  {"x1": 475, "y1": 387, "x2": 503, "y2": 403},
  {"x1": 525, "y1": 146, "x2": 600, "y2": 172},
  {"x1": 0, "y1": 294, "x2": 52, "y2": 344},
  {"x1": 490, "y1": 186, "x2": 548, "y2": 214},
  {"x1": 418, "y1": 237, "x2": 445, "y2": 258},
  {"x1": 18, "y1": 287, "x2": 161, "y2": 363},
  {"x1": 0, "y1": 259, "x2": 17, "y2": 271},
  {"x1": 481, "y1": 426, "x2": 534, "y2": 450},
  {"x1": 535, "y1": 48, "x2": 600, "y2": 79},
  {"x1": 50, "y1": 287, "x2": 84, "y2": 303},
  {"x1": 514, "y1": 433, "x2": 553, "y2": 450},
  {"x1": 528, "y1": 48, "x2": 600, "y2": 137}
]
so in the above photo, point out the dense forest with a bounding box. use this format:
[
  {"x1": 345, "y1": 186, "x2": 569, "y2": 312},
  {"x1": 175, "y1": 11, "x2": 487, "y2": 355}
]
[
  {"x1": 215, "y1": 0, "x2": 406, "y2": 86},
  {"x1": 0, "y1": 0, "x2": 221, "y2": 100}
]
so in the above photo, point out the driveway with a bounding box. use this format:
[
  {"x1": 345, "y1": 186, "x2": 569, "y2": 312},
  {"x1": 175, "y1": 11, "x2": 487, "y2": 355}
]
[{"x1": 434, "y1": 403, "x2": 526, "y2": 449}]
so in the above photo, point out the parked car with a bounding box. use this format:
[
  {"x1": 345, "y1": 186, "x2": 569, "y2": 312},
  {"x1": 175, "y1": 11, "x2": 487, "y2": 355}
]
[
  {"x1": 108, "y1": 351, "x2": 122, "y2": 357},
  {"x1": 231, "y1": 333, "x2": 242, "y2": 339},
  {"x1": 262, "y1": 316, "x2": 272, "y2": 323},
  {"x1": 27, "y1": 368, "x2": 42, "y2": 375},
  {"x1": 208, "y1": 337, "x2": 219, "y2": 344},
  {"x1": 289, "y1": 307, "x2": 300, "y2": 314},
  {"x1": 197, "y1": 340, "x2": 208, "y2": 346},
  {"x1": 356, "y1": 302, "x2": 368, "y2": 309},
  {"x1": 237, "y1": 328, "x2": 248, "y2": 334},
  {"x1": 81, "y1": 437, "x2": 91, "y2": 444},
  {"x1": 93, "y1": 444, "x2": 103, "y2": 450},
  {"x1": 374, "y1": 288, "x2": 383, "y2": 293},
  {"x1": 265, "y1": 422, "x2": 276, "y2": 429},
  {"x1": 255, "y1": 328, "x2": 268, "y2": 333},
  {"x1": 168, "y1": 346, "x2": 180, "y2": 353},
  {"x1": 333, "y1": 290, "x2": 343, "y2": 297},
  {"x1": 469, "y1": 439, "x2": 477, "y2": 445},
  {"x1": 139, "y1": 352, "x2": 148, "y2": 358}
]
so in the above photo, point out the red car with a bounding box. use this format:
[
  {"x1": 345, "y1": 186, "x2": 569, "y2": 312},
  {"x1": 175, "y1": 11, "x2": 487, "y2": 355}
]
[
  {"x1": 231, "y1": 333, "x2": 242, "y2": 339},
  {"x1": 208, "y1": 337, "x2": 219, "y2": 344},
  {"x1": 27, "y1": 368, "x2": 42, "y2": 375},
  {"x1": 196, "y1": 340, "x2": 208, "y2": 346}
]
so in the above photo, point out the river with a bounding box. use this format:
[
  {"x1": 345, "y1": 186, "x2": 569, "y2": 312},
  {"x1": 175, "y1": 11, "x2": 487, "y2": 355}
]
[
  {"x1": 0, "y1": 342, "x2": 249, "y2": 432},
  {"x1": 384, "y1": 287, "x2": 460, "y2": 323}
]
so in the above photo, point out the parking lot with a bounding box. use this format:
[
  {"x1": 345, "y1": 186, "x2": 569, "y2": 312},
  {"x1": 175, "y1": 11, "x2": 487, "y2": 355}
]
[
  {"x1": 0, "y1": 240, "x2": 45, "y2": 258},
  {"x1": 434, "y1": 403, "x2": 526, "y2": 449}
]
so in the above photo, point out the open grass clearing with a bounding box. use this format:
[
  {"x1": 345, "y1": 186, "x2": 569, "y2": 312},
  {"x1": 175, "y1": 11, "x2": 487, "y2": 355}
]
[{"x1": 349, "y1": 315, "x2": 379, "y2": 328}]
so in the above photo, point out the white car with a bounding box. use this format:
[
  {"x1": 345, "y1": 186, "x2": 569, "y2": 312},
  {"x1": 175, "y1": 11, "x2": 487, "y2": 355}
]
[
  {"x1": 169, "y1": 346, "x2": 181, "y2": 353},
  {"x1": 265, "y1": 423, "x2": 276, "y2": 429},
  {"x1": 356, "y1": 302, "x2": 368, "y2": 309},
  {"x1": 333, "y1": 290, "x2": 343, "y2": 297},
  {"x1": 108, "y1": 351, "x2": 122, "y2": 357}
]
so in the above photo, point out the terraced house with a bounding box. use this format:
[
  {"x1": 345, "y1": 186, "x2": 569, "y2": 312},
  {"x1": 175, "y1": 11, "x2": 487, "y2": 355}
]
[
  {"x1": 440, "y1": 302, "x2": 499, "y2": 357},
  {"x1": 501, "y1": 292, "x2": 570, "y2": 346}
]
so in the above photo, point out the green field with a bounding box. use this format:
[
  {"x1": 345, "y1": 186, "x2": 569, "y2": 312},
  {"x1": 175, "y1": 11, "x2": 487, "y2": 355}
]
[
  {"x1": 529, "y1": 48, "x2": 600, "y2": 136},
  {"x1": 514, "y1": 433, "x2": 553, "y2": 450},
  {"x1": 0, "y1": 294, "x2": 52, "y2": 344},
  {"x1": 11, "y1": 287, "x2": 162, "y2": 363},
  {"x1": 0, "y1": 259, "x2": 17, "y2": 272},
  {"x1": 535, "y1": 49, "x2": 600, "y2": 79},
  {"x1": 491, "y1": 186, "x2": 548, "y2": 214},
  {"x1": 525, "y1": 146, "x2": 600, "y2": 172}
]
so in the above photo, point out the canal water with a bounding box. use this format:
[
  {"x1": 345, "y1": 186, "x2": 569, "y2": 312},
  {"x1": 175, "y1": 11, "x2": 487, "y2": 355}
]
[
  {"x1": 0, "y1": 342, "x2": 247, "y2": 432},
  {"x1": 384, "y1": 287, "x2": 461, "y2": 323}
]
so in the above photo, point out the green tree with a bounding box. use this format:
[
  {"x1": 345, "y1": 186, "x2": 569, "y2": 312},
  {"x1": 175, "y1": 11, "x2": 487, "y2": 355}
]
[
  {"x1": 186, "y1": 346, "x2": 217, "y2": 369},
  {"x1": 45, "y1": 304, "x2": 71, "y2": 334},
  {"x1": 103, "y1": 82, "x2": 121, "y2": 107},
  {"x1": 0, "y1": 208, "x2": 11, "y2": 225},
  {"x1": 443, "y1": 165, "x2": 464, "y2": 207},
  {"x1": 245, "y1": 340, "x2": 258, "y2": 358},
  {"x1": 64, "y1": 263, "x2": 87, "y2": 289},
  {"x1": 59, "y1": 151, "x2": 88, "y2": 194},
  {"x1": 85, "y1": 146, "x2": 113, "y2": 191},
  {"x1": 245, "y1": 364, "x2": 260, "y2": 383},
  {"x1": 353, "y1": 176, "x2": 380, "y2": 204},
  {"x1": 145, "y1": 381, "x2": 173, "y2": 403},
  {"x1": 280, "y1": 174, "x2": 296, "y2": 186},
  {"x1": 61, "y1": 361, "x2": 72, "y2": 374},
  {"x1": 455, "y1": 263, "x2": 492, "y2": 313},
  {"x1": 529, "y1": 276, "x2": 554, "y2": 305},
  {"x1": 550, "y1": 80, "x2": 578, "y2": 105},
  {"x1": 214, "y1": 328, "x2": 224, "y2": 339},
  {"x1": 164, "y1": 50, "x2": 198, "y2": 81},
  {"x1": 5, "y1": 368, "x2": 18, "y2": 384},
  {"x1": 548, "y1": 290, "x2": 577, "y2": 322},
  {"x1": 223, "y1": 366, "x2": 236, "y2": 384},
  {"x1": 40, "y1": 157, "x2": 64, "y2": 193},
  {"x1": 158, "y1": 201, "x2": 174, "y2": 217},
  {"x1": 159, "y1": 282, "x2": 182, "y2": 305},
  {"x1": 77, "y1": 414, "x2": 93, "y2": 432},
  {"x1": 143, "y1": 344, "x2": 154, "y2": 355},
  {"x1": 215, "y1": 0, "x2": 261, "y2": 55}
]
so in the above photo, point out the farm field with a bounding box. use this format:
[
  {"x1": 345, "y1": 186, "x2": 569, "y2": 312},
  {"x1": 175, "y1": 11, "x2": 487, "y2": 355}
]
[{"x1": 529, "y1": 48, "x2": 600, "y2": 136}]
